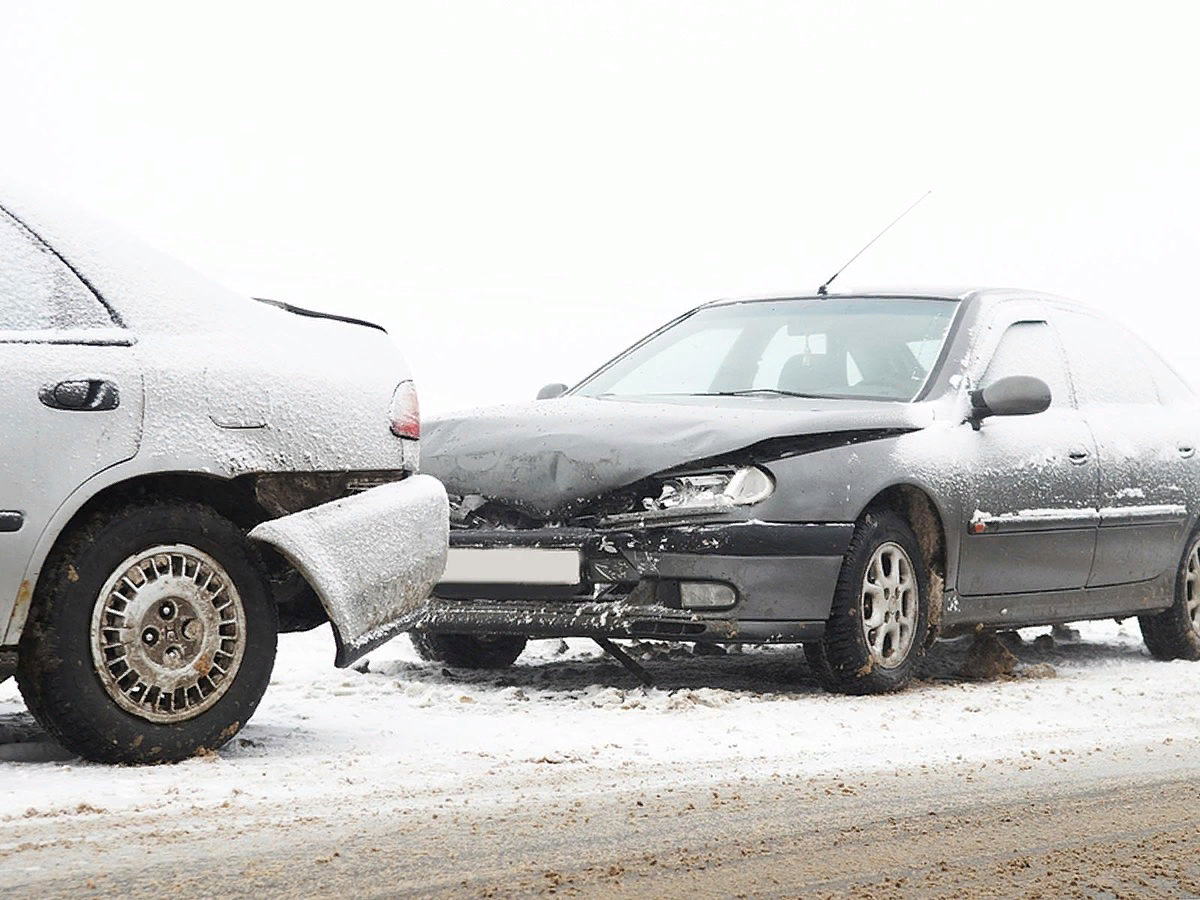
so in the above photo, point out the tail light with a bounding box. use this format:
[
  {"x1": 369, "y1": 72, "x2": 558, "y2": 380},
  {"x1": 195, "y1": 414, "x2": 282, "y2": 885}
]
[{"x1": 390, "y1": 380, "x2": 420, "y2": 440}]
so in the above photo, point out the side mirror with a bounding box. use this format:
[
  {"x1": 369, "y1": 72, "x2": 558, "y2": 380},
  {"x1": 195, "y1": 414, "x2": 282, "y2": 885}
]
[
  {"x1": 968, "y1": 375, "x2": 1051, "y2": 429},
  {"x1": 536, "y1": 382, "x2": 568, "y2": 400}
]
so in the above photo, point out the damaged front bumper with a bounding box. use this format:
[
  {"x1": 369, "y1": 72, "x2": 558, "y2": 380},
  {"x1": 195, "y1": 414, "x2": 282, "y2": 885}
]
[
  {"x1": 415, "y1": 518, "x2": 853, "y2": 643},
  {"x1": 250, "y1": 474, "x2": 449, "y2": 666}
]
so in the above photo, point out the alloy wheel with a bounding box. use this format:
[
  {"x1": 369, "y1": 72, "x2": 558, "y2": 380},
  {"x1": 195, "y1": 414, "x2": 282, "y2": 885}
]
[
  {"x1": 1186, "y1": 540, "x2": 1200, "y2": 633},
  {"x1": 860, "y1": 541, "x2": 918, "y2": 669}
]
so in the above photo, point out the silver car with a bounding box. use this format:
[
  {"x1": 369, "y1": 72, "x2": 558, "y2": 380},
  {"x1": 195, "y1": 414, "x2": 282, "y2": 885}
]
[
  {"x1": 419, "y1": 289, "x2": 1200, "y2": 693},
  {"x1": 0, "y1": 186, "x2": 448, "y2": 763}
]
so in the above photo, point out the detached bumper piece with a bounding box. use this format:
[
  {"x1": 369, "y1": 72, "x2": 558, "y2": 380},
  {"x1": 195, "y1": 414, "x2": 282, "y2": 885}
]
[
  {"x1": 251, "y1": 474, "x2": 449, "y2": 667},
  {"x1": 419, "y1": 520, "x2": 853, "y2": 643}
]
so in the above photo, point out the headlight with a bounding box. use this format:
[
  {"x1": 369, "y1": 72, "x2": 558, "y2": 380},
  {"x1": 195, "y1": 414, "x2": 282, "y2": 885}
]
[{"x1": 643, "y1": 466, "x2": 774, "y2": 512}]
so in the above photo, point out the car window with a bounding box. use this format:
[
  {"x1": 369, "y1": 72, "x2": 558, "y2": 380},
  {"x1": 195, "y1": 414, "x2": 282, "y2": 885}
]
[
  {"x1": 752, "y1": 329, "x2": 866, "y2": 389},
  {"x1": 983, "y1": 320, "x2": 1072, "y2": 408},
  {"x1": 1055, "y1": 310, "x2": 1158, "y2": 406},
  {"x1": 575, "y1": 297, "x2": 958, "y2": 401},
  {"x1": 1141, "y1": 350, "x2": 1195, "y2": 405},
  {"x1": 907, "y1": 336, "x2": 944, "y2": 372},
  {"x1": 0, "y1": 209, "x2": 114, "y2": 333},
  {"x1": 589, "y1": 325, "x2": 744, "y2": 395},
  {"x1": 1100, "y1": 323, "x2": 1195, "y2": 405}
]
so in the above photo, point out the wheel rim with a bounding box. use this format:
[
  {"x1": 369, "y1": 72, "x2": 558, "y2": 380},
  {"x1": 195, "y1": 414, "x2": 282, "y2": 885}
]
[
  {"x1": 860, "y1": 542, "x2": 918, "y2": 669},
  {"x1": 90, "y1": 545, "x2": 247, "y2": 724},
  {"x1": 1186, "y1": 540, "x2": 1200, "y2": 632}
]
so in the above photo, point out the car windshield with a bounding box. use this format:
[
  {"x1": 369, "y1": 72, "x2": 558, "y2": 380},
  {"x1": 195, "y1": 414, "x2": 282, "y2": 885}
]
[{"x1": 573, "y1": 297, "x2": 959, "y2": 402}]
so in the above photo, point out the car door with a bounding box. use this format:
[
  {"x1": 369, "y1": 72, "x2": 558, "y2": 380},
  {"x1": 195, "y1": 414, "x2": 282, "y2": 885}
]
[
  {"x1": 0, "y1": 206, "x2": 144, "y2": 638},
  {"x1": 1053, "y1": 308, "x2": 1197, "y2": 586},
  {"x1": 956, "y1": 307, "x2": 1099, "y2": 597}
]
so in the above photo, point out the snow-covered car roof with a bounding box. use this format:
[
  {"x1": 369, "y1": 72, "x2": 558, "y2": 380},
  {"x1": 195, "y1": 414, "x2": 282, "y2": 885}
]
[{"x1": 0, "y1": 182, "x2": 262, "y2": 333}]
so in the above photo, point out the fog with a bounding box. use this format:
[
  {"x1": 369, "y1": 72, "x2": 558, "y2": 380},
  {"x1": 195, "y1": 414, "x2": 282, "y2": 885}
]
[{"x1": 2, "y1": 2, "x2": 1196, "y2": 414}]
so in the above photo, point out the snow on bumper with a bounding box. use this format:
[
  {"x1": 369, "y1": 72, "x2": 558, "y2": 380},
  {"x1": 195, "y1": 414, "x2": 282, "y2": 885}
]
[{"x1": 250, "y1": 474, "x2": 449, "y2": 667}]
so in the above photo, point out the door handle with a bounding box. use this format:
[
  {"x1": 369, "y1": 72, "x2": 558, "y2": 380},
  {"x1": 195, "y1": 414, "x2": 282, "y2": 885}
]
[
  {"x1": 39, "y1": 379, "x2": 120, "y2": 411},
  {"x1": 1179, "y1": 444, "x2": 1196, "y2": 459},
  {"x1": 1067, "y1": 447, "x2": 1090, "y2": 465}
]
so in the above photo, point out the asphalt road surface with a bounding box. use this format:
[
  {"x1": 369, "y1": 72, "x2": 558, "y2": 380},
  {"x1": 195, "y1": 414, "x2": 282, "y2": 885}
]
[{"x1": 6, "y1": 734, "x2": 1200, "y2": 899}]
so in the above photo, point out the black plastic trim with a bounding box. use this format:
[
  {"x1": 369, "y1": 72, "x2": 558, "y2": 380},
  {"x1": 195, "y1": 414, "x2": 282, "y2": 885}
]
[
  {"x1": 969, "y1": 511, "x2": 1099, "y2": 534},
  {"x1": 607, "y1": 521, "x2": 854, "y2": 556},
  {"x1": 0, "y1": 332, "x2": 133, "y2": 346},
  {"x1": 255, "y1": 298, "x2": 387, "y2": 334},
  {"x1": 448, "y1": 521, "x2": 854, "y2": 558},
  {"x1": 410, "y1": 597, "x2": 825, "y2": 643},
  {"x1": 449, "y1": 526, "x2": 594, "y2": 549},
  {"x1": 0, "y1": 511, "x2": 23, "y2": 533},
  {"x1": 1097, "y1": 505, "x2": 1189, "y2": 528}
]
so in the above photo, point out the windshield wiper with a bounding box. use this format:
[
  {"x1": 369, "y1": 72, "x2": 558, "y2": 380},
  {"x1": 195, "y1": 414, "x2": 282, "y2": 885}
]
[{"x1": 697, "y1": 389, "x2": 832, "y2": 399}]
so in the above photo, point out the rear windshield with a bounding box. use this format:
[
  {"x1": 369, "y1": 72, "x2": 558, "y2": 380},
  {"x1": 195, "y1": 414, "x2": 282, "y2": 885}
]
[{"x1": 574, "y1": 297, "x2": 959, "y2": 401}]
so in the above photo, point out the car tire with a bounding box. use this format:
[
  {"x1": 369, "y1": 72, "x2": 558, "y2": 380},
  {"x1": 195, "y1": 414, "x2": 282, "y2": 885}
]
[
  {"x1": 805, "y1": 510, "x2": 930, "y2": 694},
  {"x1": 16, "y1": 502, "x2": 278, "y2": 764},
  {"x1": 1138, "y1": 529, "x2": 1200, "y2": 661},
  {"x1": 410, "y1": 632, "x2": 527, "y2": 669}
]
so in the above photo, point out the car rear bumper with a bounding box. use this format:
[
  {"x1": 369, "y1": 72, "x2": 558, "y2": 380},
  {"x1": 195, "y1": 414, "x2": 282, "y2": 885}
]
[
  {"x1": 250, "y1": 474, "x2": 449, "y2": 666},
  {"x1": 415, "y1": 520, "x2": 852, "y2": 643}
]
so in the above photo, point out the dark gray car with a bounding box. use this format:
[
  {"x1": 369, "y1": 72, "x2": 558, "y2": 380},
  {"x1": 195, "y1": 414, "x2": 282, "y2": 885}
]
[{"x1": 415, "y1": 289, "x2": 1200, "y2": 693}]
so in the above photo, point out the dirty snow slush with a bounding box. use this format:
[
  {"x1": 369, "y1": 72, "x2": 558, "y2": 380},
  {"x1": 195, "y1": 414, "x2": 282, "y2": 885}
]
[{"x1": 4, "y1": 620, "x2": 1200, "y2": 896}]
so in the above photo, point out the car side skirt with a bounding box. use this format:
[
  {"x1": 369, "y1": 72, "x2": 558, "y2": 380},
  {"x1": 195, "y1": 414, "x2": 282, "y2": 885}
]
[{"x1": 943, "y1": 570, "x2": 1175, "y2": 633}]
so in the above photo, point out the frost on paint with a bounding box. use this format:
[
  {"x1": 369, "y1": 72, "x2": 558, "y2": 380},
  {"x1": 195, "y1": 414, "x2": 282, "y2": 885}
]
[
  {"x1": 0, "y1": 205, "x2": 113, "y2": 332},
  {"x1": 1, "y1": 179, "x2": 251, "y2": 334},
  {"x1": 422, "y1": 396, "x2": 932, "y2": 517},
  {"x1": 250, "y1": 476, "x2": 450, "y2": 667}
]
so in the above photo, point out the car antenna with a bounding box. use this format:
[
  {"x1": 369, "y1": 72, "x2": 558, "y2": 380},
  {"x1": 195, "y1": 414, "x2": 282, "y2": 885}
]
[{"x1": 816, "y1": 190, "x2": 932, "y2": 296}]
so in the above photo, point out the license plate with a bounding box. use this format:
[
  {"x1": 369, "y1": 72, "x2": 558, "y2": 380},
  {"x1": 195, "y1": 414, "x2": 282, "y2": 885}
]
[{"x1": 441, "y1": 547, "x2": 582, "y2": 585}]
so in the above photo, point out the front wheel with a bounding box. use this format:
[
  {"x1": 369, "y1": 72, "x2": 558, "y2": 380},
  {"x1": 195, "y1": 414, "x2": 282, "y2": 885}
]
[
  {"x1": 17, "y1": 503, "x2": 278, "y2": 763},
  {"x1": 1139, "y1": 529, "x2": 1200, "y2": 661},
  {"x1": 805, "y1": 510, "x2": 930, "y2": 694},
  {"x1": 410, "y1": 632, "x2": 527, "y2": 669}
]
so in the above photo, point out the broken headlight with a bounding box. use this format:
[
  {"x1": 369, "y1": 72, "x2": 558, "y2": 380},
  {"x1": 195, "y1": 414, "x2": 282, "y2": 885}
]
[{"x1": 643, "y1": 466, "x2": 774, "y2": 512}]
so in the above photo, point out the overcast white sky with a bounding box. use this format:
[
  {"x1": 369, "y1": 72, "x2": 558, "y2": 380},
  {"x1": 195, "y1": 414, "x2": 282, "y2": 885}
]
[{"x1": 1, "y1": 2, "x2": 1196, "y2": 413}]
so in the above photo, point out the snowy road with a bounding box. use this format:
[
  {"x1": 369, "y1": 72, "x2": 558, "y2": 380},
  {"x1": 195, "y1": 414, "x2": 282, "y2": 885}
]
[{"x1": 4, "y1": 621, "x2": 1200, "y2": 896}]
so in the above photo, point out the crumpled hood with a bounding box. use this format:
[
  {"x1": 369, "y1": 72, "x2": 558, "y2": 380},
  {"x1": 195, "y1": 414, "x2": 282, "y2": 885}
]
[{"x1": 422, "y1": 396, "x2": 931, "y2": 516}]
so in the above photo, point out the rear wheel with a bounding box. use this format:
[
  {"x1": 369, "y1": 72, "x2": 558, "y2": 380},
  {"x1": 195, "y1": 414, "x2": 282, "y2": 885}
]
[
  {"x1": 805, "y1": 510, "x2": 930, "y2": 694},
  {"x1": 410, "y1": 632, "x2": 527, "y2": 669},
  {"x1": 17, "y1": 503, "x2": 277, "y2": 763},
  {"x1": 1139, "y1": 530, "x2": 1200, "y2": 661}
]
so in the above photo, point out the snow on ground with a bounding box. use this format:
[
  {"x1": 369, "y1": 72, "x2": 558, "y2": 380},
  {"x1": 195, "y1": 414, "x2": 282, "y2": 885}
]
[{"x1": 2, "y1": 620, "x2": 1198, "y2": 825}]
